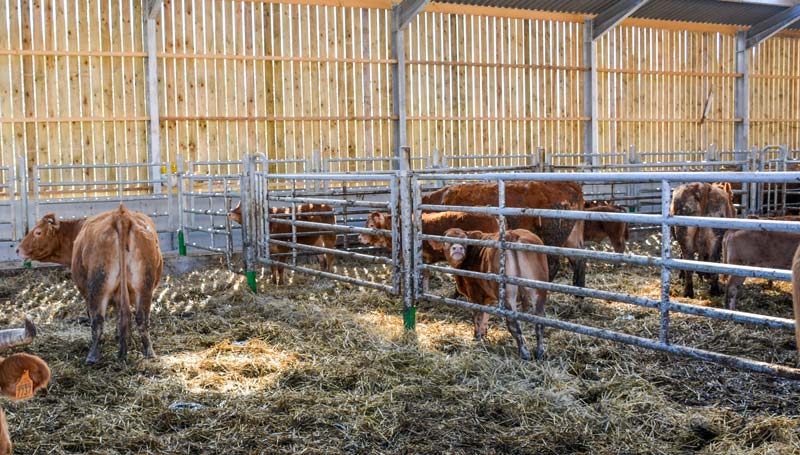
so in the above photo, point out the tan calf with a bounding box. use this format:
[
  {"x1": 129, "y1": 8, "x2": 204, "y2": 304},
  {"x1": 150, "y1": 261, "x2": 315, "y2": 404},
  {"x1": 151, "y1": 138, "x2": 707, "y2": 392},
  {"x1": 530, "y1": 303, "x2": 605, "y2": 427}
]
[{"x1": 429, "y1": 228, "x2": 549, "y2": 360}]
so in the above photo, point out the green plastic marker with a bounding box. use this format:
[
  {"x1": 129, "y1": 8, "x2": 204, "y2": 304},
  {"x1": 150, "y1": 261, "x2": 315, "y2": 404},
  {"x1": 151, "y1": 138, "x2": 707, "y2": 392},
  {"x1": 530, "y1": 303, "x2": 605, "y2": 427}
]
[
  {"x1": 246, "y1": 270, "x2": 257, "y2": 293},
  {"x1": 403, "y1": 306, "x2": 416, "y2": 331},
  {"x1": 23, "y1": 261, "x2": 31, "y2": 268},
  {"x1": 178, "y1": 230, "x2": 187, "y2": 256}
]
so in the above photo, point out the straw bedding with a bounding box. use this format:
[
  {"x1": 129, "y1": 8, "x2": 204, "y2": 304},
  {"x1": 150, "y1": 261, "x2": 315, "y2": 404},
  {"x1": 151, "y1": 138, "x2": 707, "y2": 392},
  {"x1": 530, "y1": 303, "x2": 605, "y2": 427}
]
[{"x1": 0, "y1": 237, "x2": 799, "y2": 454}]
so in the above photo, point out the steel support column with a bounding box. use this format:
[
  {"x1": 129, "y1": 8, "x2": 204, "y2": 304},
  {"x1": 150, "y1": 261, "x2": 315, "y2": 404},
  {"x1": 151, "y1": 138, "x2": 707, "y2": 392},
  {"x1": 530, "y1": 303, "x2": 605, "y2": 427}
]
[
  {"x1": 583, "y1": 19, "x2": 598, "y2": 166},
  {"x1": 145, "y1": 1, "x2": 163, "y2": 193},
  {"x1": 735, "y1": 31, "x2": 750, "y2": 152}
]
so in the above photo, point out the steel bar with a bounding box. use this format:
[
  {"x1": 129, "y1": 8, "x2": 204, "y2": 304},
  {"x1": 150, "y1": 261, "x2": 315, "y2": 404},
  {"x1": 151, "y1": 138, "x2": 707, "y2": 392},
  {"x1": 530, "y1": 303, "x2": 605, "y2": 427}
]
[
  {"x1": 419, "y1": 292, "x2": 800, "y2": 380},
  {"x1": 268, "y1": 239, "x2": 393, "y2": 265},
  {"x1": 256, "y1": 257, "x2": 394, "y2": 293},
  {"x1": 266, "y1": 195, "x2": 388, "y2": 209},
  {"x1": 268, "y1": 217, "x2": 391, "y2": 237},
  {"x1": 419, "y1": 171, "x2": 800, "y2": 184}
]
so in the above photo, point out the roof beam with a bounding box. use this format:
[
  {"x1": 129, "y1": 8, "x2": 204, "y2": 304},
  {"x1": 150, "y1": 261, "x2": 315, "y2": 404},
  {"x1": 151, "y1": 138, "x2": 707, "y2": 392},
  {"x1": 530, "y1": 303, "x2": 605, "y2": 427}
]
[
  {"x1": 746, "y1": 4, "x2": 800, "y2": 48},
  {"x1": 394, "y1": 0, "x2": 429, "y2": 30},
  {"x1": 592, "y1": 0, "x2": 652, "y2": 40},
  {"x1": 719, "y1": 0, "x2": 800, "y2": 7},
  {"x1": 145, "y1": 0, "x2": 162, "y2": 19}
]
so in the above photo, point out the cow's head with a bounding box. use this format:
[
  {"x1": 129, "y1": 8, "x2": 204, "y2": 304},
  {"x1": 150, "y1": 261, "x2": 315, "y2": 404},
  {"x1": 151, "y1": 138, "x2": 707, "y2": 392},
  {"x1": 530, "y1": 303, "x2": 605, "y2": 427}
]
[
  {"x1": 359, "y1": 212, "x2": 391, "y2": 249},
  {"x1": 17, "y1": 214, "x2": 64, "y2": 263},
  {"x1": 713, "y1": 182, "x2": 734, "y2": 203},
  {"x1": 0, "y1": 353, "x2": 50, "y2": 401},
  {"x1": 228, "y1": 201, "x2": 243, "y2": 224},
  {"x1": 428, "y1": 228, "x2": 469, "y2": 267}
]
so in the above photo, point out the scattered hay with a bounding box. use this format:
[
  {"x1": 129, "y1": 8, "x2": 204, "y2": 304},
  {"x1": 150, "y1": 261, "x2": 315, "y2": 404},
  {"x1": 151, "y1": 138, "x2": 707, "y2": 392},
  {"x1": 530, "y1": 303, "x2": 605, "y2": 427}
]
[{"x1": 0, "y1": 239, "x2": 799, "y2": 454}]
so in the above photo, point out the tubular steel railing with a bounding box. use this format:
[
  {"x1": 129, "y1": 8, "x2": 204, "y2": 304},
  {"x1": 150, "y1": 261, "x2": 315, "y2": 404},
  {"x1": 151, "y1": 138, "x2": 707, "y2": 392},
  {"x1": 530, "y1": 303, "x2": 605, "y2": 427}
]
[
  {"x1": 30, "y1": 161, "x2": 175, "y2": 244},
  {"x1": 411, "y1": 171, "x2": 800, "y2": 379},
  {"x1": 0, "y1": 164, "x2": 17, "y2": 242}
]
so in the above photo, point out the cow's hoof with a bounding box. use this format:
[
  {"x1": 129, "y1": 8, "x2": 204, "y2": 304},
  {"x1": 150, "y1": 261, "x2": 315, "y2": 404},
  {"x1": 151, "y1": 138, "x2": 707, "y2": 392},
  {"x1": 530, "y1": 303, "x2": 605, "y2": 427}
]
[
  {"x1": 519, "y1": 347, "x2": 532, "y2": 361},
  {"x1": 143, "y1": 349, "x2": 156, "y2": 359},
  {"x1": 535, "y1": 346, "x2": 545, "y2": 360},
  {"x1": 85, "y1": 354, "x2": 100, "y2": 365}
]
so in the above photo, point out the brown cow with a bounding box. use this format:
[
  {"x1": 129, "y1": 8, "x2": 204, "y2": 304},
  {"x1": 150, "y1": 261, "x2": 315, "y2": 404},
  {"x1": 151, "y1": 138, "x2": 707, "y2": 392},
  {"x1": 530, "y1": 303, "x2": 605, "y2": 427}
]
[
  {"x1": 582, "y1": 201, "x2": 629, "y2": 253},
  {"x1": 429, "y1": 228, "x2": 549, "y2": 360},
  {"x1": 792, "y1": 244, "x2": 800, "y2": 363},
  {"x1": 670, "y1": 182, "x2": 736, "y2": 298},
  {"x1": 360, "y1": 210, "x2": 500, "y2": 291},
  {"x1": 359, "y1": 210, "x2": 500, "y2": 264},
  {"x1": 230, "y1": 202, "x2": 337, "y2": 285},
  {"x1": 0, "y1": 321, "x2": 51, "y2": 455},
  {"x1": 17, "y1": 206, "x2": 163, "y2": 364},
  {"x1": 722, "y1": 229, "x2": 800, "y2": 310},
  {"x1": 422, "y1": 181, "x2": 585, "y2": 287}
]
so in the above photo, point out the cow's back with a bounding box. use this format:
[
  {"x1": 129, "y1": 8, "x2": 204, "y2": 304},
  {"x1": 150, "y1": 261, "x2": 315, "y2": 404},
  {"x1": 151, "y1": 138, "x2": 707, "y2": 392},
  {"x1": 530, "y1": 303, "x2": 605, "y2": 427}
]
[
  {"x1": 723, "y1": 230, "x2": 800, "y2": 270},
  {"x1": 71, "y1": 210, "x2": 162, "y2": 298},
  {"x1": 269, "y1": 204, "x2": 336, "y2": 246}
]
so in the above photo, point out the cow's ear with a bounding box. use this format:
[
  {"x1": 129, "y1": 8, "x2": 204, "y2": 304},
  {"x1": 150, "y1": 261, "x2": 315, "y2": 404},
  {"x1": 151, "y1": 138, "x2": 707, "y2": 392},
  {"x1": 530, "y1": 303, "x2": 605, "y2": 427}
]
[
  {"x1": 427, "y1": 239, "x2": 445, "y2": 252},
  {"x1": 43, "y1": 213, "x2": 59, "y2": 228}
]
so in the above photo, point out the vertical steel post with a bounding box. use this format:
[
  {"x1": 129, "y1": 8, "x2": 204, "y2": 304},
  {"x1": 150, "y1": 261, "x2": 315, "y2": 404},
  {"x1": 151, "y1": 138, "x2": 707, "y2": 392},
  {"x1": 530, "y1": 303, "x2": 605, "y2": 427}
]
[
  {"x1": 583, "y1": 19, "x2": 599, "y2": 167},
  {"x1": 412, "y1": 174, "x2": 424, "y2": 297},
  {"x1": 391, "y1": 6, "x2": 407, "y2": 169},
  {"x1": 342, "y1": 183, "x2": 349, "y2": 251},
  {"x1": 660, "y1": 179, "x2": 672, "y2": 344},
  {"x1": 735, "y1": 31, "x2": 749, "y2": 153},
  {"x1": 176, "y1": 156, "x2": 187, "y2": 256},
  {"x1": 8, "y1": 159, "x2": 15, "y2": 241},
  {"x1": 390, "y1": 175, "x2": 401, "y2": 295},
  {"x1": 290, "y1": 180, "x2": 298, "y2": 269},
  {"x1": 241, "y1": 154, "x2": 257, "y2": 292},
  {"x1": 17, "y1": 155, "x2": 28, "y2": 238},
  {"x1": 145, "y1": 15, "x2": 161, "y2": 194},
  {"x1": 399, "y1": 146, "x2": 415, "y2": 330},
  {"x1": 497, "y1": 179, "x2": 507, "y2": 309}
]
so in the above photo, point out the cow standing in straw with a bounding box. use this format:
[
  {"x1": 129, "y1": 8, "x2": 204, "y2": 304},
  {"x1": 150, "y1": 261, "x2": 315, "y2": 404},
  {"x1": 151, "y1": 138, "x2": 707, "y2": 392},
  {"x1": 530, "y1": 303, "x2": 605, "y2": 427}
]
[{"x1": 17, "y1": 206, "x2": 163, "y2": 364}]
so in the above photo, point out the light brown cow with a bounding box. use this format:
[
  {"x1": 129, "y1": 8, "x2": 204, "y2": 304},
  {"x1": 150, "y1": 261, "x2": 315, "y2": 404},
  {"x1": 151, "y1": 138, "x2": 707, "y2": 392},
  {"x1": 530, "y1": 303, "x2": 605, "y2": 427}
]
[
  {"x1": 582, "y1": 201, "x2": 629, "y2": 253},
  {"x1": 230, "y1": 202, "x2": 337, "y2": 285},
  {"x1": 428, "y1": 228, "x2": 549, "y2": 360},
  {"x1": 670, "y1": 182, "x2": 736, "y2": 298},
  {"x1": 792, "y1": 244, "x2": 800, "y2": 363},
  {"x1": 422, "y1": 181, "x2": 585, "y2": 287},
  {"x1": 18, "y1": 206, "x2": 163, "y2": 364},
  {"x1": 722, "y1": 229, "x2": 800, "y2": 310},
  {"x1": 0, "y1": 320, "x2": 51, "y2": 455}
]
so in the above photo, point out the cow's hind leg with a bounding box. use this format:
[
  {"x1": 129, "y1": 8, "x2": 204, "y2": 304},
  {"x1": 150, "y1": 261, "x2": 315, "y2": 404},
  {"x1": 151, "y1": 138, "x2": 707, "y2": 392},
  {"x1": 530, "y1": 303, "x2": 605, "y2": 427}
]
[
  {"x1": 500, "y1": 286, "x2": 530, "y2": 361},
  {"x1": 86, "y1": 285, "x2": 111, "y2": 365},
  {"x1": 725, "y1": 275, "x2": 746, "y2": 311},
  {"x1": 116, "y1": 288, "x2": 132, "y2": 362},
  {"x1": 135, "y1": 290, "x2": 156, "y2": 359}
]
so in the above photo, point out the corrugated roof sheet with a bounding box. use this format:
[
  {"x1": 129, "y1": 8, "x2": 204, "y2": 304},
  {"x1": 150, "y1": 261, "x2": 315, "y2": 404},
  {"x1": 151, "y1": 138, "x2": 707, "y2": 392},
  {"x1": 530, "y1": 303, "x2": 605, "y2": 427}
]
[{"x1": 436, "y1": 0, "x2": 799, "y2": 28}]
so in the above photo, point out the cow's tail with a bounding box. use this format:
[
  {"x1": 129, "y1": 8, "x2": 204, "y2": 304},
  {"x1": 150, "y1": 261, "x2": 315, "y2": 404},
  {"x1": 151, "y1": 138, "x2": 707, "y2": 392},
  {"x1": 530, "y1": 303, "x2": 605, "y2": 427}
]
[{"x1": 116, "y1": 205, "x2": 132, "y2": 354}]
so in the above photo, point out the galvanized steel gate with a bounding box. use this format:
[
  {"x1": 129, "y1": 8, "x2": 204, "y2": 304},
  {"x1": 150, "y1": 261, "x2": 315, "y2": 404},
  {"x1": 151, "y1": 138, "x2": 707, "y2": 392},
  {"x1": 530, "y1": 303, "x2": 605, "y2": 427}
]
[{"x1": 236, "y1": 152, "x2": 800, "y2": 379}]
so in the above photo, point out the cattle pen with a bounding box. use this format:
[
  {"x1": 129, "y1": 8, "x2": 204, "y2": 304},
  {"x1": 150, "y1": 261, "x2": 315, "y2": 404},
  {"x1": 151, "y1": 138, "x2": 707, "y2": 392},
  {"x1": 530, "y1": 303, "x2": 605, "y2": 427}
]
[{"x1": 3, "y1": 0, "x2": 800, "y2": 453}]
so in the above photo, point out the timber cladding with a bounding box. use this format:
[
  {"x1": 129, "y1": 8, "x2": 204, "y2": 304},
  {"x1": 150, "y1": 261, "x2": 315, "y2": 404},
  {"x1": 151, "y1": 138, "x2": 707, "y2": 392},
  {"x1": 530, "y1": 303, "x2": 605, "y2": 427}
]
[{"x1": 0, "y1": 0, "x2": 798, "y2": 183}]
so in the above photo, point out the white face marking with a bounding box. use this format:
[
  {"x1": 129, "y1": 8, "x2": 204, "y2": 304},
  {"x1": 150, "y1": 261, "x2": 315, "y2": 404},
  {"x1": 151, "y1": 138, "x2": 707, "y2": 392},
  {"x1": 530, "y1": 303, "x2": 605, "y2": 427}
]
[{"x1": 448, "y1": 243, "x2": 465, "y2": 261}]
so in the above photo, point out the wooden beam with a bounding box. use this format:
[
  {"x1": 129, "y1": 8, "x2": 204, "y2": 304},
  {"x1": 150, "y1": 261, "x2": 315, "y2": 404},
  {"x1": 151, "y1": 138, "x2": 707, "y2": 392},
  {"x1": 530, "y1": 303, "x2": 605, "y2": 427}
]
[
  {"x1": 145, "y1": 0, "x2": 163, "y2": 19},
  {"x1": 395, "y1": 0, "x2": 429, "y2": 30},
  {"x1": 746, "y1": 5, "x2": 800, "y2": 49},
  {"x1": 592, "y1": 0, "x2": 652, "y2": 40}
]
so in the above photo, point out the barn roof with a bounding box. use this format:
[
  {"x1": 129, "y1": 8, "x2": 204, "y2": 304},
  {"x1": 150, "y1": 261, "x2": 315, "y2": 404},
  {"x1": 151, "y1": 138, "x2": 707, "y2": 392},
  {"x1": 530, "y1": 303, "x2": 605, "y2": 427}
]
[{"x1": 435, "y1": 0, "x2": 800, "y2": 30}]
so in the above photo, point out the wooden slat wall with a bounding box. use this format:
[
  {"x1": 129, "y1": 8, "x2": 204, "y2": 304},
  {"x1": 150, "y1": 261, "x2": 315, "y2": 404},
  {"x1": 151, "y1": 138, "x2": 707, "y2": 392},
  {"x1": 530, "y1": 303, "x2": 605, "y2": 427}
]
[
  {"x1": 1, "y1": 0, "x2": 799, "y2": 181},
  {"x1": 0, "y1": 0, "x2": 148, "y2": 184},
  {"x1": 596, "y1": 24, "x2": 738, "y2": 163},
  {"x1": 750, "y1": 35, "x2": 800, "y2": 150},
  {"x1": 405, "y1": 12, "x2": 586, "y2": 167},
  {"x1": 159, "y1": 0, "x2": 394, "y2": 174}
]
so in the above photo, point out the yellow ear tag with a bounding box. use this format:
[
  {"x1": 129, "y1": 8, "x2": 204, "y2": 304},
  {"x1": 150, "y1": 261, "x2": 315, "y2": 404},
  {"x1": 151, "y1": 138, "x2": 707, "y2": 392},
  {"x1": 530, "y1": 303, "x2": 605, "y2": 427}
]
[{"x1": 15, "y1": 370, "x2": 33, "y2": 400}]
